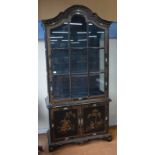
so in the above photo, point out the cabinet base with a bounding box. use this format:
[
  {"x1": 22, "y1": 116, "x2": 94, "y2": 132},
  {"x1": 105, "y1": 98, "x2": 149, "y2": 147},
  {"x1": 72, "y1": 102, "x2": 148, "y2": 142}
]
[{"x1": 48, "y1": 130, "x2": 112, "y2": 152}]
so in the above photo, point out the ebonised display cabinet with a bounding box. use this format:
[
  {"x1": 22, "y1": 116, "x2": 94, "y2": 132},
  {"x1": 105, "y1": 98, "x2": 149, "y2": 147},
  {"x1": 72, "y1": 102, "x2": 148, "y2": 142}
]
[{"x1": 43, "y1": 5, "x2": 112, "y2": 151}]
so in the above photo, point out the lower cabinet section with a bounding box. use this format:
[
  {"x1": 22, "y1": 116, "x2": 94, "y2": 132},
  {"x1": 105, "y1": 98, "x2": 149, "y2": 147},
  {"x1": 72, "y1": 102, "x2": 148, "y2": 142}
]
[{"x1": 48, "y1": 102, "x2": 111, "y2": 151}]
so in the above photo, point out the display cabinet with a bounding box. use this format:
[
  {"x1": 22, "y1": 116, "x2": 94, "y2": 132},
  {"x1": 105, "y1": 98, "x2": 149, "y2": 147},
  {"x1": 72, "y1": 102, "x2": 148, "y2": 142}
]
[{"x1": 43, "y1": 5, "x2": 112, "y2": 151}]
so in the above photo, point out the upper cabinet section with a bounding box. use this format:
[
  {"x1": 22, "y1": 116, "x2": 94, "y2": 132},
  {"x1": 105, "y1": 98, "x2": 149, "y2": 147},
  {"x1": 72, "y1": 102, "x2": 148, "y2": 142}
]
[{"x1": 43, "y1": 5, "x2": 111, "y2": 102}]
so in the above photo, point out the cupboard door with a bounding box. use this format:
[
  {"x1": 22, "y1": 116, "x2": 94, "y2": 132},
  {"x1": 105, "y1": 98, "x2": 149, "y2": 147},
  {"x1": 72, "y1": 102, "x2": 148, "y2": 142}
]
[
  {"x1": 51, "y1": 106, "x2": 80, "y2": 141},
  {"x1": 82, "y1": 103, "x2": 108, "y2": 135}
]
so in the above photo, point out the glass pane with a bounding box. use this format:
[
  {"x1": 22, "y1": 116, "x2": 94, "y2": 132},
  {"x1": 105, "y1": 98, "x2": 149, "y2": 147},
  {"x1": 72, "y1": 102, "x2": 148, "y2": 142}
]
[
  {"x1": 71, "y1": 75, "x2": 88, "y2": 98},
  {"x1": 53, "y1": 75, "x2": 70, "y2": 99},
  {"x1": 71, "y1": 49, "x2": 87, "y2": 74},
  {"x1": 88, "y1": 48, "x2": 104, "y2": 73},
  {"x1": 89, "y1": 73, "x2": 104, "y2": 96},
  {"x1": 50, "y1": 23, "x2": 68, "y2": 48},
  {"x1": 52, "y1": 49, "x2": 69, "y2": 74},
  {"x1": 88, "y1": 23, "x2": 104, "y2": 47},
  {"x1": 70, "y1": 15, "x2": 87, "y2": 48}
]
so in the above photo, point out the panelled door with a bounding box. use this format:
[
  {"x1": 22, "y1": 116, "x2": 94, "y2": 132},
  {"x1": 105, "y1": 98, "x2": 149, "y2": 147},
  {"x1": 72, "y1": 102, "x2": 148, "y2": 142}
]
[
  {"x1": 50, "y1": 105, "x2": 81, "y2": 141},
  {"x1": 82, "y1": 103, "x2": 108, "y2": 136}
]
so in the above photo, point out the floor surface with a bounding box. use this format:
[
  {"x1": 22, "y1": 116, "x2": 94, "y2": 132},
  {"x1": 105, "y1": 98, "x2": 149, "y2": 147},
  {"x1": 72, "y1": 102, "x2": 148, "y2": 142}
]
[{"x1": 38, "y1": 127, "x2": 117, "y2": 155}]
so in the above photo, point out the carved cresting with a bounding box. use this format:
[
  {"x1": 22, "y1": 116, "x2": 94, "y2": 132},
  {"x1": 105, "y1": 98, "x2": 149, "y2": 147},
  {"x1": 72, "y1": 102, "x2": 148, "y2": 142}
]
[{"x1": 43, "y1": 5, "x2": 111, "y2": 28}]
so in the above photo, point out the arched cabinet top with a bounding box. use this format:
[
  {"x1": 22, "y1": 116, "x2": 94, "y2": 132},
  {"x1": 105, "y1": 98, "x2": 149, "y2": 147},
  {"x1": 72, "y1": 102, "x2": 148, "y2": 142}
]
[{"x1": 42, "y1": 5, "x2": 111, "y2": 28}]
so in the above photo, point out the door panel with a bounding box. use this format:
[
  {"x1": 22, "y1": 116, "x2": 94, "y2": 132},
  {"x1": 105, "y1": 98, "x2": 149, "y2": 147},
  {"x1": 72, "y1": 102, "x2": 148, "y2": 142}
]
[
  {"x1": 82, "y1": 103, "x2": 107, "y2": 135},
  {"x1": 51, "y1": 106, "x2": 80, "y2": 141}
]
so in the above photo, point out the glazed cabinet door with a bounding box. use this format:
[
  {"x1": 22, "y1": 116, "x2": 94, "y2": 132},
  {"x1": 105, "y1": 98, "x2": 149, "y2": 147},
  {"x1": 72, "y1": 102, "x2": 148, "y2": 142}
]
[
  {"x1": 81, "y1": 103, "x2": 109, "y2": 136},
  {"x1": 46, "y1": 13, "x2": 108, "y2": 103},
  {"x1": 50, "y1": 105, "x2": 81, "y2": 142}
]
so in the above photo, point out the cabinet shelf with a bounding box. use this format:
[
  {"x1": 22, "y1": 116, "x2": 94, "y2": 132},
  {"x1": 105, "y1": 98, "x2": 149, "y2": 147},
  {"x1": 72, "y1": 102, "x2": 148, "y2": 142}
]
[
  {"x1": 51, "y1": 47, "x2": 105, "y2": 50},
  {"x1": 50, "y1": 71, "x2": 105, "y2": 76}
]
